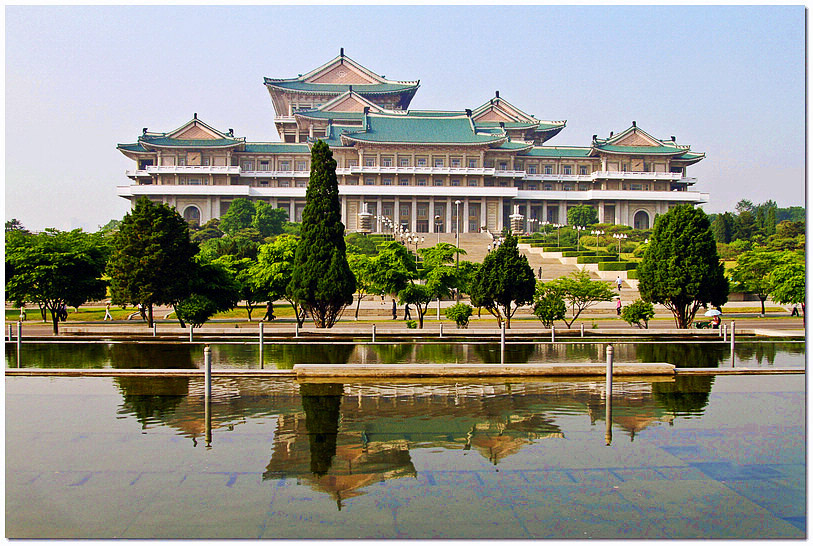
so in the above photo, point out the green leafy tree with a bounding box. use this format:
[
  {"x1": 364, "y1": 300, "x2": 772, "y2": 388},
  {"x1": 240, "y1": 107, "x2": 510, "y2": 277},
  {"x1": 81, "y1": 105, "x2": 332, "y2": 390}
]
[
  {"x1": 219, "y1": 198, "x2": 257, "y2": 235},
  {"x1": 288, "y1": 140, "x2": 356, "y2": 328},
  {"x1": 347, "y1": 253, "x2": 376, "y2": 320},
  {"x1": 532, "y1": 282, "x2": 567, "y2": 328},
  {"x1": 637, "y1": 204, "x2": 729, "y2": 328},
  {"x1": 769, "y1": 251, "x2": 805, "y2": 318},
  {"x1": 252, "y1": 202, "x2": 288, "y2": 238},
  {"x1": 190, "y1": 218, "x2": 224, "y2": 244},
  {"x1": 730, "y1": 250, "x2": 781, "y2": 315},
  {"x1": 369, "y1": 240, "x2": 416, "y2": 297},
  {"x1": 399, "y1": 264, "x2": 457, "y2": 328},
  {"x1": 547, "y1": 269, "x2": 615, "y2": 328},
  {"x1": 175, "y1": 258, "x2": 240, "y2": 327},
  {"x1": 250, "y1": 234, "x2": 305, "y2": 326},
  {"x1": 6, "y1": 229, "x2": 109, "y2": 334},
  {"x1": 345, "y1": 232, "x2": 379, "y2": 256},
  {"x1": 621, "y1": 299, "x2": 655, "y2": 329},
  {"x1": 5, "y1": 218, "x2": 29, "y2": 233},
  {"x1": 213, "y1": 254, "x2": 264, "y2": 321},
  {"x1": 106, "y1": 197, "x2": 197, "y2": 328},
  {"x1": 444, "y1": 303, "x2": 473, "y2": 328},
  {"x1": 567, "y1": 204, "x2": 598, "y2": 227},
  {"x1": 469, "y1": 235, "x2": 535, "y2": 328}
]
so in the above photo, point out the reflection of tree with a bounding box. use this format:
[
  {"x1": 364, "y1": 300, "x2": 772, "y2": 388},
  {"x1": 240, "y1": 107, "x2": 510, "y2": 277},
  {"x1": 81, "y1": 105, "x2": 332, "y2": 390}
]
[
  {"x1": 300, "y1": 383, "x2": 344, "y2": 476},
  {"x1": 7, "y1": 342, "x2": 112, "y2": 369},
  {"x1": 115, "y1": 376, "x2": 190, "y2": 428},
  {"x1": 634, "y1": 343, "x2": 727, "y2": 368},
  {"x1": 266, "y1": 344, "x2": 355, "y2": 369},
  {"x1": 651, "y1": 375, "x2": 714, "y2": 415},
  {"x1": 470, "y1": 343, "x2": 534, "y2": 364},
  {"x1": 109, "y1": 343, "x2": 198, "y2": 369},
  {"x1": 370, "y1": 343, "x2": 415, "y2": 364}
]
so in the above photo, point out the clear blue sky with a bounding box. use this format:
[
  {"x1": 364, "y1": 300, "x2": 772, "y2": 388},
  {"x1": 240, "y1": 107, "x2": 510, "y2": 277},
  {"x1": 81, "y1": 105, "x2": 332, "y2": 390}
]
[{"x1": 5, "y1": 5, "x2": 805, "y2": 231}]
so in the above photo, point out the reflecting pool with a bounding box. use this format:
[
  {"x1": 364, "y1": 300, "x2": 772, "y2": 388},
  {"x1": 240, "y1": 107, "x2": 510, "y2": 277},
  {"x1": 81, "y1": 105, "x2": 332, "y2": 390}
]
[
  {"x1": 6, "y1": 374, "x2": 805, "y2": 539},
  {"x1": 5, "y1": 340, "x2": 806, "y2": 370}
]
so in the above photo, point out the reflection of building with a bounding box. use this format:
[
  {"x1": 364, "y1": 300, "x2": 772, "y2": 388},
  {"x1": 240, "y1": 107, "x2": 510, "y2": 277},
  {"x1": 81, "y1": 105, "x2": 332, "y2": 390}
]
[{"x1": 117, "y1": 51, "x2": 707, "y2": 232}]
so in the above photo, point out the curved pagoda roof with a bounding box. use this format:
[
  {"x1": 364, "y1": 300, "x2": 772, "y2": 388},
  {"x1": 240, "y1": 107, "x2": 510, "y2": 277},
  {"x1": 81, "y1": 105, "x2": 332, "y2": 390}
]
[
  {"x1": 264, "y1": 50, "x2": 419, "y2": 110},
  {"x1": 339, "y1": 112, "x2": 507, "y2": 146},
  {"x1": 117, "y1": 115, "x2": 245, "y2": 157},
  {"x1": 590, "y1": 123, "x2": 704, "y2": 164}
]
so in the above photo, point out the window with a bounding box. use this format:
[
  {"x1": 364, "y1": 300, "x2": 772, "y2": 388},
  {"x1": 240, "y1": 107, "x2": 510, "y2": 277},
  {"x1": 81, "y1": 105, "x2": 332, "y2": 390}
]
[
  {"x1": 260, "y1": 161, "x2": 269, "y2": 171},
  {"x1": 451, "y1": 158, "x2": 461, "y2": 167},
  {"x1": 347, "y1": 160, "x2": 358, "y2": 168},
  {"x1": 450, "y1": 179, "x2": 460, "y2": 186},
  {"x1": 528, "y1": 165, "x2": 537, "y2": 174},
  {"x1": 563, "y1": 165, "x2": 572, "y2": 175},
  {"x1": 417, "y1": 178, "x2": 427, "y2": 186},
  {"x1": 544, "y1": 165, "x2": 553, "y2": 174},
  {"x1": 468, "y1": 159, "x2": 477, "y2": 168},
  {"x1": 527, "y1": 183, "x2": 537, "y2": 190},
  {"x1": 400, "y1": 206, "x2": 410, "y2": 217},
  {"x1": 382, "y1": 178, "x2": 392, "y2": 186},
  {"x1": 643, "y1": 162, "x2": 651, "y2": 171},
  {"x1": 296, "y1": 161, "x2": 307, "y2": 171},
  {"x1": 563, "y1": 182, "x2": 574, "y2": 191},
  {"x1": 365, "y1": 158, "x2": 376, "y2": 167},
  {"x1": 260, "y1": 179, "x2": 268, "y2": 186},
  {"x1": 543, "y1": 183, "x2": 553, "y2": 191},
  {"x1": 433, "y1": 178, "x2": 444, "y2": 186},
  {"x1": 278, "y1": 180, "x2": 289, "y2": 187},
  {"x1": 578, "y1": 183, "x2": 590, "y2": 191},
  {"x1": 280, "y1": 161, "x2": 290, "y2": 171},
  {"x1": 295, "y1": 180, "x2": 307, "y2": 187},
  {"x1": 242, "y1": 161, "x2": 254, "y2": 171},
  {"x1": 621, "y1": 163, "x2": 629, "y2": 172},
  {"x1": 399, "y1": 178, "x2": 409, "y2": 186},
  {"x1": 499, "y1": 162, "x2": 507, "y2": 171},
  {"x1": 467, "y1": 179, "x2": 478, "y2": 187},
  {"x1": 364, "y1": 178, "x2": 375, "y2": 186},
  {"x1": 382, "y1": 157, "x2": 392, "y2": 167},
  {"x1": 346, "y1": 178, "x2": 358, "y2": 185},
  {"x1": 203, "y1": 156, "x2": 211, "y2": 166},
  {"x1": 138, "y1": 159, "x2": 154, "y2": 170},
  {"x1": 418, "y1": 206, "x2": 428, "y2": 217},
  {"x1": 177, "y1": 157, "x2": 186, "y2": 166},
  {"x1": 579, "y1": 165, "x2": 589, "y2": 175},
  {"x1": 400, "y1": 158, "x2": 410, "y2": 167},
  {"x1": 434, "y1": 158, "x2": 444, "y2": 168},
  {"x1": 417, "y1": 157, "x2": 427, "y2": 167},
  {"x1": 630, "y1": 183, "x2": 643, "y2": 190},
  {"x1": 383, "y1": 207, "x2": 393, "y2": 217}
]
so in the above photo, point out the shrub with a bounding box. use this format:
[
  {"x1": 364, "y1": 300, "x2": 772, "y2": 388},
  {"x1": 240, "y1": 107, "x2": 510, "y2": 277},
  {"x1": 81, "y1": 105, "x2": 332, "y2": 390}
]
[
  {"x1": 444, "y1": 303, "x2": 473, "y2": 328},
  {"x1": 578, "y1": 255, "x2": 620, "y2": 264},
  {"x1": 598, "y1": 261, "x2": 638, "y2": 271},
  {"x1": 532, "y1": 285, "x2": 567, "y2": 328},
  {"x1": 621, "y1": 299, "x2": 655, "y2": 329},
  {"x1": 627, "y1": 269, "x2": 639, "y2": 280},
  {"x1": 406, "y1": 320, "x2": 418, "y2": 329}
]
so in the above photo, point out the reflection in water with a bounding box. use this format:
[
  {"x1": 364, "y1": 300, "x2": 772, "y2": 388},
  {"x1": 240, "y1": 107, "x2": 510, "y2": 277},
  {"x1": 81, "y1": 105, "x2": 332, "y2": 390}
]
[
  {"x1": 115, "y1": 376, "x2": 190, "y2": 429},
  {"x1": 651, "y1": 375, "x2": 714, "y2": 415},
  {"x1": 300, "y1": 383, "x2": 343, "y2": 476}
]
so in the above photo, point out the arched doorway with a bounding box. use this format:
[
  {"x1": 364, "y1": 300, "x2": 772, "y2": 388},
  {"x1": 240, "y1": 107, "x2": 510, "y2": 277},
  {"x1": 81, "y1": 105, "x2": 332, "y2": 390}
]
[
  {"x1": 183, "y1": 205, "x2": 201, "y2": 227},
  {"x1": 633, "y1": 210, "x2": 650, "y2": 230}
]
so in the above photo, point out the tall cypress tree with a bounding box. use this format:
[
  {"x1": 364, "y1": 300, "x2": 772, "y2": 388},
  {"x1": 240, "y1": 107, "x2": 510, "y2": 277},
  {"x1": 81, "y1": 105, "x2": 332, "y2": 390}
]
[{"x1": 288, "y1": 140, "x2": 355, "y2": 328}]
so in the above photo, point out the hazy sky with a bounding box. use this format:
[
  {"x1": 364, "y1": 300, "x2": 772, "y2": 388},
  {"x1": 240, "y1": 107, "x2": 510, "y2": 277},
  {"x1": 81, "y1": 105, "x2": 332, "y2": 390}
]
[{"x1": 5, "y1": 5, "x2": 805, "y2": 232}]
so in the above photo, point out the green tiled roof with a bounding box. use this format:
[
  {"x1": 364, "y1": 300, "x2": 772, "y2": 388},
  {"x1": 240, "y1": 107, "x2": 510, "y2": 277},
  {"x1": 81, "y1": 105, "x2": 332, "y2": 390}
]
[
  {"x1": 674, "y1": 151, "x2": 705, "y2": 160},
  {"x1": 295, "y1": 110, "x2": 366, "y2": 121},
  {"x1": 407, "y1": 110, "x2": 466, "y2": 117},
  {"x1": 342, "y1": 114, "x2": 504, "y2": 145},
  {"x1": 594, "y1": 144, "x2": 686, "y2": 155},
  {"x1": 495, "y1": 141, "x2": 533, "y2": 150},
  {"x1": 476, "y1": 121, "x2": 538, "y2": 129},
  {"x1": 264, "y1": 78, "x2": 419, "y2": 95},
  {"x1": 117, "y1": 143, "x2": 149, "y2": 153},
  {"x1": 519, "y1": 147, "x2": 591, "y2": 158},
  {"x1": 243, "y1": 143, "x2": 311, "y2": 154},
  {"x1": 536, "y1": 122, "x2": 566, "y2": 132}
]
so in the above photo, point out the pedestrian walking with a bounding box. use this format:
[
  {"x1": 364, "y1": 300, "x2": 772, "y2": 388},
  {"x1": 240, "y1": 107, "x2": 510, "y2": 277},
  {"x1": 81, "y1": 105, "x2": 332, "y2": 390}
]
[
  {"x1": 404, "y1": 304, "x2": 412, "y2": 320},
  {"x1": 791, "y1": 305, "x2": 799, "y2": 317},
  {"x1": 392, "y1": 299, "x2": 397, "y2": 320},
  {"x1": 538, "y1": 266, "x2": 543, "y2": 279},
  {"x1": 616, "y1": 298, "x2": 622, "y2": 316},
  {"x1": 103, "y1": 302, "x2": 112, "y2": 321},
  {"x1": 262, "y1": 301, "x2": 276, "y2": 321},
  {"x1": 616, "y1": 276, "x2": 622, "y2": 291}
]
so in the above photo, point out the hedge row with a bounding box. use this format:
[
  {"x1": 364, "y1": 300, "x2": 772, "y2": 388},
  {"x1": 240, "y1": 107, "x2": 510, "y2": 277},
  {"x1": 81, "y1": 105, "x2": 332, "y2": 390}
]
[
  {"x1": 627, "y1": 269, "x2": 639, "y2": 279},
  {"x1": 562, "y1": 251, "x2": 617, "y2": 258},
  {"x1": 577, "y1": 255, "x2": 621, "y2": 264},
  {"x1": 597, "y1": 261, "x2": 638, "y2": 271}
]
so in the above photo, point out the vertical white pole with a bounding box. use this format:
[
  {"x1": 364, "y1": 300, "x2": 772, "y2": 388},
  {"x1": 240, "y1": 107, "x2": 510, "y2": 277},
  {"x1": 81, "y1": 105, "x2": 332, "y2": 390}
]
[
  {"x1": 730, "y1": 321, "x2": 735, "y2": 367},
  {"x1": 439, "y1": 323, "x2": 443, "y2": 338},
  {"x1": 153, "y1": 323, "x2": 157, "y2": 337},
  {"x1": 16, "y1": 321, "x2": 22, "y2": 368},
  {"x1": 437, "y1": 298, "x2": 440, "y2": 320},
  {"x1": 259, "y1": 322, "x2": 264, "y2": 367},
  {"x1": 551, "y1": 324, "x2": 555, "y2": 343},
  {"x1": 580, "y1": 323, "x2": 584, "y2": 338},
  {"x1": 295, "y1": 321, "x2": 299, "y2": 338},
  {"x1": 372, "y1": 324, "x2": 376, "y2": 343},
  {"x1": 204, "y1": 345, "x2": 212, "y2": 447},
  {"x1": 605, "y1": 344, "x2": 613, "y2": 446},
  {"x1": 189, "y1": 326, "x2": 193, "y2": 343},
  {"x1": 8, "y1": 324, "x2": 12, "y2": 341},
  {"x1": 723, "y1": 324, "x2": 727, "y2": 342}
]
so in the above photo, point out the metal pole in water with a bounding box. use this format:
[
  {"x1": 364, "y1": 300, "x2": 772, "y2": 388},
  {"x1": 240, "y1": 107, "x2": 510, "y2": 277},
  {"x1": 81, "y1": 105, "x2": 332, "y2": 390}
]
[
  {"x1": 500, "y1": 322, "x2": 505, "y2": 349},
  {"x1": 8, "y1": 324, "x2": 12, "y2": 342},
  {"x1": 16, "y1": 321, "x2": 22, "y2": 368},
  {"x1": 437, "y1": 298, "x2": 440, "y2": 321},
  {"x1": 372, "y1": 324, "x2": 376, "y2": 343},
  {"x1": 723, "y1": 324, "x2": 727, "y2": 342},
  {"x1": 189, "y1": 326, "x2": 193, "y2": 343},
  {"x1": 605, "y1": 344, "x2": 613, "y2": 446},
  {"x1": 730, "y1": 321, "x2": 735, "y2": 367},
  {"x1": 259, "y1": 322, "x2": 264, "y2": 368},
  {"x1": 551, "y1": 324, "x2": 555, "y2": 343},
  {"x1": 295, "y1": 321, "x2": 299, "y2": 338},
  {"x1": 580, "y1": 323, "x2": 584, "y2": 338},
  {"x1": 439, "y1": 323, "x2": 443, "y2": 338},
  {"x1": 204, "y1": 345, "x2": 212, "y2": 447}
]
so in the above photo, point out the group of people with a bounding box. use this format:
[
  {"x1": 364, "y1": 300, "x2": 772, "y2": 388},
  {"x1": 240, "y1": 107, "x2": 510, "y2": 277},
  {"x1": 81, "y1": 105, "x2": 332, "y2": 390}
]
[{"x1": 392, "y1": 299, "x2": 411, "y2": 320}]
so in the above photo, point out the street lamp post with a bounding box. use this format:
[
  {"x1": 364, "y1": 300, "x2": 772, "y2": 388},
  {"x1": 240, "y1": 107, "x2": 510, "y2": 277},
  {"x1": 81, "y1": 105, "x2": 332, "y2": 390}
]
[
  {"x1": 434, "y1": 215, "x2": 441, "y2": 244},
  {"x1": 613, "y1": 233, "x2": 628, "y2": 256},
  {"x1": 576, "y1": 226, "x2": 586, "y2": 252},
  {"x1": 591, "y1": 229, "x2": 605, "y2": 251},
  {"x1": 455, "y1": 200, "x2": 462, "y2": 303}
]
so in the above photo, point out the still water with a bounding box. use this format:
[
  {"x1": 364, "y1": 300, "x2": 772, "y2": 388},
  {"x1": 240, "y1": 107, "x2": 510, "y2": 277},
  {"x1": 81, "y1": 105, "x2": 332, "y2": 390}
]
[
  {"x1": 6, "y1": 373, "x2": 805, "y2": 539},
  {"x1": 5, "y1": 341, "x2": 806, "y2": 369}
]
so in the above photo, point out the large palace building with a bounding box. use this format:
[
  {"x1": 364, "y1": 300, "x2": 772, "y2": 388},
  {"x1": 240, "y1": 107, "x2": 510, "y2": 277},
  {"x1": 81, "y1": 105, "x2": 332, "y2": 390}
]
[{"x1": 117, "y1": 51, "x2": 707, "y2": 233}]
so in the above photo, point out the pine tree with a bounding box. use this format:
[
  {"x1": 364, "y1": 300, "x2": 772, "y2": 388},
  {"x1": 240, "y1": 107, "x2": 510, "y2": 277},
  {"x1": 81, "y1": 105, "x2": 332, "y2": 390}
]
[{"x1": 288, "y1": 140, "x2": 355, "y2": 328}]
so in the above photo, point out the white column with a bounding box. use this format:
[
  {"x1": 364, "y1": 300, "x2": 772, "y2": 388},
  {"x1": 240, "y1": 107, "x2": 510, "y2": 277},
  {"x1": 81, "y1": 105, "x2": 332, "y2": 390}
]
[
  {"x1": 341, "y1": 196, "x2": 347, "y2": 228},
  {"x1": 411, "y1": 196, "x2": 417, "y2": 231},
  {"x1": 394, "y1": 196, "x2": 400, "y2": 229},
  {"x1": 542, "y1": 201, "x2": 548, "y2": 223},
  {"x1": 463, "y1": 198, "x2": 470, "y2": 233},
  {"x1": 377, "y1": 196, "x2": 383, "y2": 232},
  {"x1": 497, "y1": 198, "x2": 504, "y2": 232},
  {"x1": 429, "y1": 196, "x2": 435, "y2": 233},
  {"x1": 446, "y1": 197, "x2": 453, "y2": 233},
  {"x1": 560, "y1": 200, "x2": 568, "y2": 225},
  {"x1": 598, "y1": 200, "x2": 605, "y2": 223}
]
